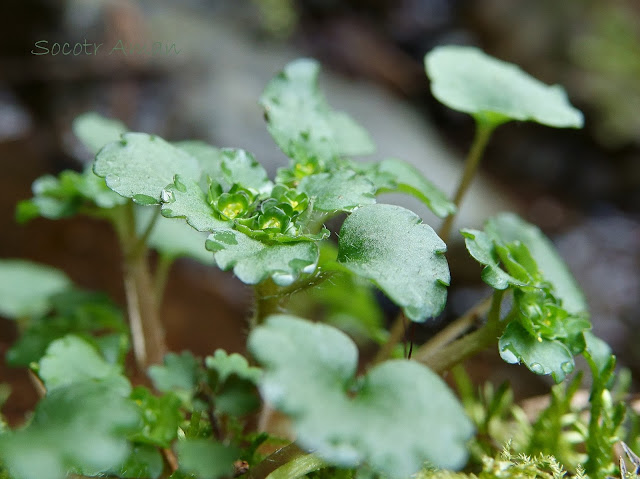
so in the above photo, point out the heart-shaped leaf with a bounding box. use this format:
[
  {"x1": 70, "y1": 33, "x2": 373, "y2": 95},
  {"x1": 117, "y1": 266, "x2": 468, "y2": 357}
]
[
  {"x1": 298, "y1": 170, "x2": 376, "y2": 212},
  {"x1": 0, "y1": 260, "x2": 72, "y2": 320},
  {"x1": 337, "y1": 204, "x2": 449, "y2": 321},
  {"x1": 260, "y1": 59, "x2": 374, "y2": 165},
  {"x1": 94, "y1": 133, "x2": 201, "y2": 204},
  {"x1": 425, "y1": 46, "x2": 583, "y2": 128},
  {"x1": 359, "y1": 158, "x2": 456, "y2": 218},
  {"x1": 248, "y1": 315, "x2": 473, "y2": 478},
  {"x1": 499, "y1": 322, "x2": 574, "y2": 383},
  {"x1": 72, "y1": 113, "x2": 128, "y2": 155},
  {"x1": 205, "y1": 230, "x2": 318, "y2": 286}
]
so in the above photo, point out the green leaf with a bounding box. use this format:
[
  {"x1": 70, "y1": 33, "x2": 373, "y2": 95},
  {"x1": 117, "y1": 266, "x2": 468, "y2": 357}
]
[
  {"x1": 148, "y1": 351, "x2": 202, "y2": 394},
  {"x1": 136, "y1": 206, "x2": 214, "y2": 264},
  {"x1": 108, "y1": 444, "x2": 163, "y2": 479},
  {"x1": 583, "y1": 331, "x2": 613, "y2": 375},
  {"x1": 0, "y1": 260, "x2": 72, "y2": 319},
  {"x1": 0, "y1": 380, "x2": 139, "y2": 479},
  {"x1": 461, "y1": 229, "x2": 527, "y2": 290},
  {"x1": 499, "y1": 322, "x2": 574, "y2": 383},
  {"x1": 205, "y1": 350, "x2": 262, "y2": 385},
  {"x1": 94, "y1": 133, "x2": 201, "y2": 204},
  {"x1": 161, "y1": 176, "x2": 232, "y2": 232},
  {"x1": 220, "y1": 149, "x2": 273, "y2": 194},
  {"x1": 38, "y1": 335, "x2": 130, "y2": 393},
  {"x1": 7, "y1": 289, "x2": 128, "y2": 366},
  {"x1": 72, "y1": 113, "x2": 128, "y2": 155},
  {"x1": 337, "y1": 204, "x2": 449, "y2": 321},
  {"x1": 425, "y1": 45, "x2": 584, "y2": 128},
  {"x1": 298, "y1": 171, "x2": 376, "y2": 212},
  {"x1": 16, "y1": 168, "x2": 127, "y2": 223},
  {"x1": 248, "y1": 315, "x2": 473, "y2": 478},
  {"x1": 129, "y1": 387, "x2": 182, "y2": 448},
  {"x1": 174, "y1": 141, "x2": 224, "y2": 183},
  {"x1": 260, "y1": 59, "x2": 374, "y2": 165},
  {"x1": 359, "y1": 159, "x2": 456, "y2": 218},
  {"x1": 485, "y1": 213, "x2": 587, "y2": 314},
  {"x1": 176, "y1": 439, "x2": 239, "y2": 479},
  {"x1": 205, "y1": 229, "x2": 319, "y2": 286}
]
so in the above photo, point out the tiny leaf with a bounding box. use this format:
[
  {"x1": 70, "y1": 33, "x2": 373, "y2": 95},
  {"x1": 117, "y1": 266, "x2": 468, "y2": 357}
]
[
  {"x1": 485, "y1": 213, "x2": 587, "y2": 314},
  {"x1": 0, "y1": 260, "x2": 72, "y2": 319},
  {"x1": 108, "y1": 444, "x2": 163, "y2": 479},
  {"x1": 248, "y1": 315, "x2": 473, "y2": 478},
  {"x1": 299, "y1": 170, "x2": 376, "y2": 212},
  {"x1": 220, "y1": 149, "x2": 273, "y2": 194},
  {"x1": 205, "y1": 230, "x2": 318, "y2": 286},
  {"x1": 425, "y1": 45, "x2": 583, "y2": 128},
  {"x1": 161, "y1": 176, "x2": 232, "y2": 232},
  {"x1": 337, "y1": 204, "x2": 449, "y2": 321},
  {"x1": 205, "y1": 350, "x2": 262, "y2": 385},
  {"x1": 260, "y1": 59, "x2": 374, "y2": 164},
  {"x1": 94, "y1": 133, "x2": 201, "y2": 204},
  {"x1": 499, "y1": 322, "x2": 574, "y2": 383},
  {"x1": 129, "y1": 387, "x2": 182, "y2": 448},
  {"x1": 148, "y1": 351, "x2": 202, "y2": 394}
]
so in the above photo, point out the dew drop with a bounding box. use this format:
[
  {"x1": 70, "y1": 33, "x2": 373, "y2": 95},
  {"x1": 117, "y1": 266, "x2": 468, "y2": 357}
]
[
  {"x1": 561, "y1": 361, "x2": 574, "y2": 374},
  {"x1": 161, "y1": 189, "x2": 174, "y2": 203},
  {"x1": 529, "y1": 362, "x2": 545, "y2": 374}
]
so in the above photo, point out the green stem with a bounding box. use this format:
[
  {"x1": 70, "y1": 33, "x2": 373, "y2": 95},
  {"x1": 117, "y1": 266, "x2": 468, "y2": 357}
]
[
  {"x1": 372, "y1": 312, "x2": 407, "y2": 365},
  {"x1": 247, "y1": 444, "x2": 310, "y2": 479},
  {"x1": 420, "y1": 289, "x2": 506, "y2": 373},
  {"x1": 113, "y1": 202, "x2": 167, "y2": 370},
  {"x1": 265, "y1": 454, "x2": 325, "y2": 479},
  {"x1": 439, "y1": 121, "x2": 496, "y2": 243},
  {"x1": 251, "y1": 280, "x2": 284, "y2": 329}
]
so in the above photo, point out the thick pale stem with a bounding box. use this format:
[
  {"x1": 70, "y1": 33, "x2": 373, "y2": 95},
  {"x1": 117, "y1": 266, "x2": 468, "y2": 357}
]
[
  {"x1": 439, "y1": 121, "x2": 495, "y2": 243},
  {"x1": 372, "y1": 312, "x2": 407, "y2": 365},
  {"x1": 114, "y1": 203, "x2": 167, "y2": 370},
  {"x1": 419, "y1": 290, "x2": 505, "y2": 373},
  {"x1": 154, "y1": 254, "x2": 174, "y2": 306},
  {"x1": 251, "y1": 280, "x2": 284, "y2": 329},
  {"x1": 414, "y1": 295, "x2": 493, "y2": 363}
]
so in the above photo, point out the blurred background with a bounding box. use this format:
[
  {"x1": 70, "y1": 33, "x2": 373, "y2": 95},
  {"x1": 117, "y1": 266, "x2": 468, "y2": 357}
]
[{"x1": 1, "y1": 0, "x2": 639, "y2": 422}]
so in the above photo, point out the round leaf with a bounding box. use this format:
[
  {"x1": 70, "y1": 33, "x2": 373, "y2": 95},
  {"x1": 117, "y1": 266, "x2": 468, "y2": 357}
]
[
  {"x1": 337, "y1": 204, "x2": 449, "y2": 321},
  {"x1": 425, "y1": 45, "x2": 583, "y2": 128},
  {"x1": 248, "y1": 315, "x2": 473, "y2": 477},
  {"x1": 94, "y1": 133, "x2": 201, "y2": 204},
  {"x1": 0, "y1": 259, "x2": 72, "y2": 319}
]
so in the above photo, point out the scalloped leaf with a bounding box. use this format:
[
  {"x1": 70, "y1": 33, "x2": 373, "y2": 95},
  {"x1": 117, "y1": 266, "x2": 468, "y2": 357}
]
[
  {"x1": 72, "y1": 113, "x2": 128, "y2": 155},
  {"x1": 260, "y1": 59, "x2": 374, "y2": 164},
  {"x1": 359, "y1": 159, "x2": 456, "y2": 218},
  {"x1": 220, "y1": 148, "x2": 273, "y2": 194},
  {"x1": 136, "y1": 206, "x2": 214, "y2": 264},
  {"x1": 485, "y1": 213, "x2": 587, "y2": 314},
  {"x1": 248, "y1": 315, "x2": 473, "y2": 477},
  {"x1": 148, "y1": 351, "x2": 202, "y2": 395},
  {"x1": 425, "y1": 45, "x2": 583, "y2": 128},
  {"x1": 205, "y1": 230, "x2": 318, "y2": 286},
  {"x1": 0, "y1": 379, "x2": 139, "y2": 479},
  {"x1": 177, "y1": 439, "x2": 239, "y2": 479},
  {"x1": 298, "y1": 170, "x2": 376, "y2": 212},
  {"x1": 38, "y1": 335, "x2": 130, "y2": 393},
  {"x1": 337, "y1": 204, "x2": 449, "y2": 321},
  {"x1": 0, "y1": 260, "x2": 72, "y2": 319},
  {"x1": 205, "y1": 350, "x2": 262, "y2": 385},
  {"x1": 461, "y1": 229, "x2": 527, "y2": 290},
  {"x1": 499, "y1": 322, "x2": 574, "y2": 383},
  {"x1": 160, "y1": 176, "x2": 232, "y2": 232},
  {"x1": 94, "y1": 133, "x2": 201, "y2": 204}
]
